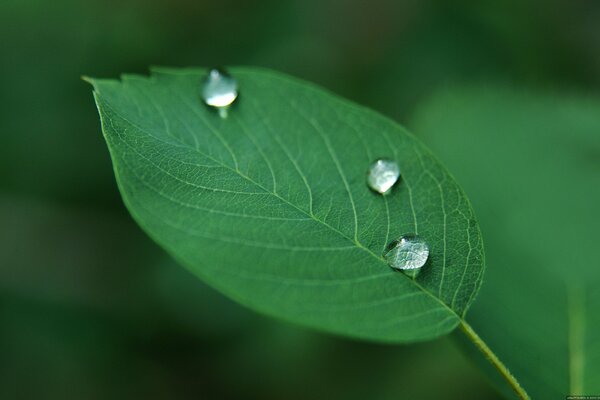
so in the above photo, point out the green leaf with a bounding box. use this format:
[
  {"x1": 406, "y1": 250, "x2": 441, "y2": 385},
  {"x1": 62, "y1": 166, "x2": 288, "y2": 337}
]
[
  {"x1": 412, "y1": 86, "x2": 600, "y2": 397},
  {"x1": 89, "y1": 67, "x2": 484, "y2": 343}
]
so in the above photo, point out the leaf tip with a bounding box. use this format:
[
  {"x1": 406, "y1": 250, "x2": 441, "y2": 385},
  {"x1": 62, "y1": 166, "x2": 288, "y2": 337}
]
[{"x1": 81, "y1": 75, "x2": 95, "y2": 85}]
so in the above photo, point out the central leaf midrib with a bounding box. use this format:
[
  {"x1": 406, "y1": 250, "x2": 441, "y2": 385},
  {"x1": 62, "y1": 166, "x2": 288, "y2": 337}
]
[{"x1": 100, "y1": 88, "x2": 462, "y2": 320}]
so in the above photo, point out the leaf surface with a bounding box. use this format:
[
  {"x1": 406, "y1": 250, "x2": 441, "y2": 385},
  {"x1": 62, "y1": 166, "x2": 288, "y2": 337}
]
[
  {"x1": 412, "y1": 86, "x2": 600, "y2": 397},
  {"x1": 90, "y1": 67, "x2": 484, "y2": 342}
]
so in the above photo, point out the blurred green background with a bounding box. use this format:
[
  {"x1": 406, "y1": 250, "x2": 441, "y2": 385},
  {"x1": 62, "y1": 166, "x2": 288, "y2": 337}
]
[{"x1": 1, "y1": 0, "x2": 599, "y2": 399}]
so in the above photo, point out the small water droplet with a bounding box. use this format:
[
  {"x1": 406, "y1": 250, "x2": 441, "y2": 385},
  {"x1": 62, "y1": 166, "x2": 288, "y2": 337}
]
[
  {"x1": 367, "y1": 159, "x2": 400, "y2": 194},
  {"x1": 202, "y1": 68, "x2": 238, "y2": 117},
  {"x1": 384, "y1": 235, "x2": 429, "y2": 273}
]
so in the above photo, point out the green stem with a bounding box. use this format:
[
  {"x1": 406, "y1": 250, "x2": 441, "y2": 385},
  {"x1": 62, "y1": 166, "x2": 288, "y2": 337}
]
[{"x1": 459, "y1": 320, "x2": 530, "y2": 400}]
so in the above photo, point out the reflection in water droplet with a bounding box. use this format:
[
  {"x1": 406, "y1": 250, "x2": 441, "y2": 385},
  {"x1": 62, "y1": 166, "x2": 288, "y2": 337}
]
[
  {"x1": 384, "y1": 235, "x2": 429, "y2": 273},
  {"x1": 367, "y1": 159, "x2": 400, "y2": 194},
  {"x1": 202, "y1": 68, "x2": 238, "y2": 117}
]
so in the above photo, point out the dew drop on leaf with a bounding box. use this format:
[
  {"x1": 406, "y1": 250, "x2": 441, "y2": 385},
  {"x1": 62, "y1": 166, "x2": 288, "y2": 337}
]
[
  {"x1": 384, "y1": 235, "x2": 429, "y2": 273},
  {"x1": 201, "y1": 68, "x2": 238, "y2": 117},
  {"x1": 367, "y1": 159, "x2": 400, "y2": 194}
]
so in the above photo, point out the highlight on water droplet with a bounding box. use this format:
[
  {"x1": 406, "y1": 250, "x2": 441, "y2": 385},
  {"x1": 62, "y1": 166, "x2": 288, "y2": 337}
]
[
  {"x1": 367, "y1": 159, "x2": 400, "y2": 194},
  {"x1": 201, "y1": 68, "x2": 238, "y2": 118},
  {"x1": 384, "y1": 235, "x2": 429, "y2": 273}
]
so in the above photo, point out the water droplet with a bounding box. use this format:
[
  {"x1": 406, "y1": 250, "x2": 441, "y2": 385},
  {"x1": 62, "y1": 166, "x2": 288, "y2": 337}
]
[
  {"x1": 202, "y1": 68, "x2": 238, "y2": 117},
  {"x1": 367, "y1": 159, "x2": 400, "y2": 194},
  {"x1": 384, "y1": 235, "x2": 429, "y2": 272}
]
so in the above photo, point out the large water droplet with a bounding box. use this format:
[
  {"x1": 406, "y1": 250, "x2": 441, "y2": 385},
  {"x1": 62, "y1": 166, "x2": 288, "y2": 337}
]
[
  {"x1": 367, "y1": 159, "x2": 400, "y2": 194},
  {"x1": 384, "y1": 235, "x2": 429, "y2": 272},
  {"x1": 202, "y1": 68, "x2": 238, "y2": 117}
]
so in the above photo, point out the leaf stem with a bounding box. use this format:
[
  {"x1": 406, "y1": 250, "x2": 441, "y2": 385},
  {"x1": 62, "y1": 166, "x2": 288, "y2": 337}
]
[{"x1": 459, "y1": 320, "x2": 530, "y2": 400}]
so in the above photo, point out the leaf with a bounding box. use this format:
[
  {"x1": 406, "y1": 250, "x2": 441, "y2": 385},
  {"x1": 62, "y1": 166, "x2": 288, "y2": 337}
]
[
  {"x1": 412, "y1": 86, "x2": 600, "y2": 397},
  {"x1": 88, "y1": 67, "x2": 484, "y2": 343}
]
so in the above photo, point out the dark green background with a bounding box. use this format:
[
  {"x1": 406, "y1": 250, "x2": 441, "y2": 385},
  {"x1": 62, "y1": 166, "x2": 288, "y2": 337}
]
[{"x1": 1, "y1": 1, "x2": 598, "y2": 398}]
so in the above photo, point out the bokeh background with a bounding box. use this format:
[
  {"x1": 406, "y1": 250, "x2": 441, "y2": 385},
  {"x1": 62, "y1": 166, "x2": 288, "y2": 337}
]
[{"x1": 1, "y1": 1, "x2": 599, "y2": 399}]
